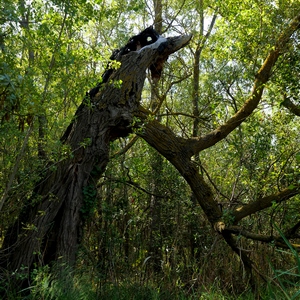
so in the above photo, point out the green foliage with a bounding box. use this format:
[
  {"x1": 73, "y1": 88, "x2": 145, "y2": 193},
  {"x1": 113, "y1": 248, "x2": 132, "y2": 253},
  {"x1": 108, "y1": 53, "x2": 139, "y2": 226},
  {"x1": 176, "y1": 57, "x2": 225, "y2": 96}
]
[
  {"x1": 27, "y1": 265, "x2": 98, "y2": 300},
  {"x1": 1, "y1": 0, "x2": 300, "y2": 299},
  {"x1": 1, "y1": 265, "x2": 259, "y2": 300},
  {"x1": 267, "y1": 225, "x2": 300, "y2": 300}
]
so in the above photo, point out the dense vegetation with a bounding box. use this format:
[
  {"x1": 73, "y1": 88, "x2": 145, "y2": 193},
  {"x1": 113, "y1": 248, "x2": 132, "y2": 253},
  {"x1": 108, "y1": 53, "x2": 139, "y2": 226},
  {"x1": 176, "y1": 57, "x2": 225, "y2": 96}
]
[{"x1": 1, "y1": 0, "x2": 300, "y2": 298}]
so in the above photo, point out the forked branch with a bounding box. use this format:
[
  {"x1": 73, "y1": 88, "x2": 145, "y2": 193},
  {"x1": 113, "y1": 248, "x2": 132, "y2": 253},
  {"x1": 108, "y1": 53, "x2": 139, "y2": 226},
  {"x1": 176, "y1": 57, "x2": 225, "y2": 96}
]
[{"x1": 188, "y1": 13, "x2": 300, "y2": 155}]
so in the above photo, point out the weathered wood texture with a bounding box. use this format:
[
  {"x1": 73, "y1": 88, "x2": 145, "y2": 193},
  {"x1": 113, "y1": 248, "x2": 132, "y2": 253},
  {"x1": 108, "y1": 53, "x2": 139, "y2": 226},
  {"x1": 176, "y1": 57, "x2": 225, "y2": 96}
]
[{"x1": 0, "y1": 32, "x2": 192, "y2": 275}]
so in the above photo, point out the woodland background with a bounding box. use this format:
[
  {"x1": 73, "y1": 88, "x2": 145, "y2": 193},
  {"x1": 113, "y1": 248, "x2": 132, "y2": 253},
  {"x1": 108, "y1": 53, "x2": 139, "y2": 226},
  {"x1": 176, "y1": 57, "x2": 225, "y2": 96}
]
[{"x1": 1, "y1": 0, "x2": 300, "y2": 299}]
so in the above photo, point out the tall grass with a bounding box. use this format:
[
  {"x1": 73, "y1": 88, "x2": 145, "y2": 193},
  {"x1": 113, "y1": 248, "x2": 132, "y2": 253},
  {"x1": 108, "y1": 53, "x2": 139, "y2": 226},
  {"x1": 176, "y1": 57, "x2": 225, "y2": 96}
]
[
  {"x1": 267, "y1": 224, "x2": 300, "y2": 300},
  {"x1": 0, "y1": 265, "x2": 256, "y2": 300},
  {"x1": 3, "y1": 227, "x2": 300, "y2": 300}
]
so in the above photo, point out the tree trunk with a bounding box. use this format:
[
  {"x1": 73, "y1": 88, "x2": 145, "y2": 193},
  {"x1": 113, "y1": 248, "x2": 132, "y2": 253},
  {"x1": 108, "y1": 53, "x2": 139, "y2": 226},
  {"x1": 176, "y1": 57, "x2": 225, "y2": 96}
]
[{"x1": 0, "y1": 31, "x2": 192, "y2": 281}]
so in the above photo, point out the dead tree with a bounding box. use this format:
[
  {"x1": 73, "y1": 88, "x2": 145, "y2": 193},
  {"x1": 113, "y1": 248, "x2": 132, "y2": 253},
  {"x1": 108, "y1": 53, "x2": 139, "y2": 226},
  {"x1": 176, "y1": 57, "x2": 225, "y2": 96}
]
[{"x1": 0, "y1": 27, "x2": 191, "y2": 282}]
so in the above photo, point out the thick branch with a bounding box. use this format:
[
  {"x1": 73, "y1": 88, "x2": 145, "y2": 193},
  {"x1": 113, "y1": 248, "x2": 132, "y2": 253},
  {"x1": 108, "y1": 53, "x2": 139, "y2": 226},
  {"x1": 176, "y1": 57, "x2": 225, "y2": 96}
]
[
  {"x1": 138, "y1": 114, "x2": 222, "y2": 225},
  {"x1": 188, "y1": 13, "x2": 300, "y2": 155},
  {"x1": 233, "y1": 187, "x2": 300, "y2": 223},
  {"x1": 225, "y1": 225, "x2": 300, "y2": 250}
]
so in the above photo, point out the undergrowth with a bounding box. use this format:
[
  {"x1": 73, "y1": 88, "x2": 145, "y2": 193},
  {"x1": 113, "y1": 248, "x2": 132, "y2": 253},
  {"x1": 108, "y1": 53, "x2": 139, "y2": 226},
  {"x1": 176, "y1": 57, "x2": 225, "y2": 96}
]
[
  {"x1": 1, "y1": 226, "x2": 300, "y2": 300},
  {"x1": 0, "y1": 267, "x2": 261, "y2": 300}
]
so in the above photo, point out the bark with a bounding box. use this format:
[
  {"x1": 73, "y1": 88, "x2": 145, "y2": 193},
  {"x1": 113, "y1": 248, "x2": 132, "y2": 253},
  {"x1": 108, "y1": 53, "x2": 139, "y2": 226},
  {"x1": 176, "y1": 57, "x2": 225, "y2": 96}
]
[
  {"x1": 137, "y1": 116, "x2": 222, "y2": 225},
  {"x1": 224, "y1": 225, "x2": 300, "y2": 250},
  {"x1": 233, "y1": 187, "x2": 300, "y2": 223},
  {"x1": 0, "y1": 32, "x2": 192, "y2": 278}
]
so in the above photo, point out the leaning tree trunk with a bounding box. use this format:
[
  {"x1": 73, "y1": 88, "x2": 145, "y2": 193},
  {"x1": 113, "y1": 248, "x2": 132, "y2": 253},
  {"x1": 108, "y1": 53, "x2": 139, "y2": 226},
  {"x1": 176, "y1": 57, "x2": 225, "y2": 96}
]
[{"x1": 0, "y1": 31, "x2": 192, "y2": 278}]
